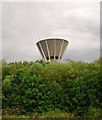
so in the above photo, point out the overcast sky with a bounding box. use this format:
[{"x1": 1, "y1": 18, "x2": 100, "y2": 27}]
[{"x1": 1, "y1": 1, "x2": 100, "y2": 62}]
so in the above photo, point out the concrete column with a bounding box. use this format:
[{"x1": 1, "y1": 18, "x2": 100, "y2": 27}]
[
  {"x1": 39, "y1": 42, "x2": 47, "y2": 62},
  {"x1": 46, "y1": 40, "x2": 50, "y2": 62}
]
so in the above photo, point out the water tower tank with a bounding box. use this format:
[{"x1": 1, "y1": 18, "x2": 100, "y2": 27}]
[{"x1": 36, "y1": 38, "x2": 69, "y2": 62}]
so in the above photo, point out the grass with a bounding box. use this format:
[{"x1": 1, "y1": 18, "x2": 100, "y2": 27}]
[
  {"x1": 0, "y1": 115, "x2": 2, "y2": 120},
  {"x1": 2, "y1": 109, "x2": 80, "y2": 119},
  {"x1": 2, "y1": 108, "x2": 102, "y2": 119},
  {"x1": 2, "y1": 115, "x2": 31, "y2": 118}
]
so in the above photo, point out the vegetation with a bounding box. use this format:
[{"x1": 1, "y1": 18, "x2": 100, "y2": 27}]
[{"x1": 1, "y1": 59, "x2": 102, "y2": 119}]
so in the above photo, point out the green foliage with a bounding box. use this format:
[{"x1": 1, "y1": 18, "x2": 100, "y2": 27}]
[
  {"x1": 2, "y1": 59, "x2": 102, "y2": 118},
  {"x1": 2, "y1": 76, "x2": 12, "y2": 92},
  {"x1": 2, "y1": 107, "x2": 20, "y2": 115},
  {"x1": 83, "y1": 107, "x2": 102, "y2": 120},
  {"x1": 40, "y1": 109, "x2": 80, "y2": 119}
]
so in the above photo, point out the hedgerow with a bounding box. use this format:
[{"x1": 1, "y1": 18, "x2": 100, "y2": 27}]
[{"x1": 2, "y1": 59, "x2": 102, "y2": 118}]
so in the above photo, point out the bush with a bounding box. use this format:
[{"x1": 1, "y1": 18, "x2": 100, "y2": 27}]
[
  {"x1": 40, "y1": 109, "x2": 80, "y2": 119},
  {"x1": 83, "y1": 107, "x2": 102, "y2": 120},
  {"x1": 2, "y1": 59, "x2": 102, "y2": 118}
]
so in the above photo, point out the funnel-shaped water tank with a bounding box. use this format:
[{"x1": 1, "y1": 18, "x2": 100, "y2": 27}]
[{"x1": 36, "y1": 38, "x2": 69, "y2": 62}]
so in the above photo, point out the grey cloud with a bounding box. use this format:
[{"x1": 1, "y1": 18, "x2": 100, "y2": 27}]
[
  {"x1": 2, "y1": 2, "x2": 100, "y2": 62},
  {"x1": 2, "y1": 0, "x2": 101, "y2": 3},
  {"x1": 0, "y1": 3, "x2": 2, "y2": 60}
]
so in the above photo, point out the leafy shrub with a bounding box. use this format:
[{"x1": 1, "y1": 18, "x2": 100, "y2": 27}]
[
  {"x1": 2, "y1": 59, "x2": 102, "y2": 118},
  {"x1": 83, "y1": 107, "x2": 102, "y2": 120},
  {"x1": 2, "y1": 107, "x2": 20, "y2": 115},
  {"x1": 40, "y1": 109, "x2": 80, "y2": 119}
]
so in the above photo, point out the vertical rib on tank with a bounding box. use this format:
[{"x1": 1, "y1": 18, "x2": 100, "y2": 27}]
[{"x1": 36, "y1": 38, "x2": 69, "y2": 62}]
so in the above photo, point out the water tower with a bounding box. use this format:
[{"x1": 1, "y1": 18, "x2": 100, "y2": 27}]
[{"x1": 36, "y1": 38, "x2": 69, "y2": 62}]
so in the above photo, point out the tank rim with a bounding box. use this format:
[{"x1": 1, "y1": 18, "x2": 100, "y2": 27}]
[{"x1": 36, "y1": 38, "x2": 69, "y2": 45}]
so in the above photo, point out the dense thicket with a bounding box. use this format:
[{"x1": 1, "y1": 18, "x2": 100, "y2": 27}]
[{"x1": 2, "y1": 59, "x2": 102, "y2": 118}]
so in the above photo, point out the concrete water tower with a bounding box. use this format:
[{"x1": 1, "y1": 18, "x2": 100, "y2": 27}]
[{"x1": 36, "y1": 38, "x2": 69, "y2": 62}]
